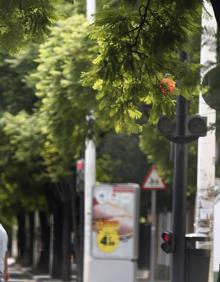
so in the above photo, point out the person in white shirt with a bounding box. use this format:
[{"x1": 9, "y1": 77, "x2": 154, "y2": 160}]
[{"x1": 0, "y1": 224, "x2": 8, "y2": 282}]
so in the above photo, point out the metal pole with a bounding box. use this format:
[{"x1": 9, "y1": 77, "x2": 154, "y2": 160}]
[
  {"x1": 86, "y1": 0, "x2": 96, "y2": 22},
  {"x1": 150, "y1": 190, "x2": 157, "y2": 282},
  {"x1": 84, "y1": 2, "x2": 96, "y2": 280},
  {"x1": 83, "y1": 139, "x2": 96, "y2": 282},
  {"x1": 171, "y1": 96, "x2": 188, "y2": 282}
]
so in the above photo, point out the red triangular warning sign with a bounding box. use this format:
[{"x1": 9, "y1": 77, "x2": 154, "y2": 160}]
[{"x1": 142, "y1": 165, "x2": 166, "y2": 190}]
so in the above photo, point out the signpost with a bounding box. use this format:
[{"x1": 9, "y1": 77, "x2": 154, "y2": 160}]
[
  {"x1": 142, "y1": 165, "x2": 166, "y2": 282},
  {"x1": 142, "y1": 165, "x2": 166, "y2": 191}
]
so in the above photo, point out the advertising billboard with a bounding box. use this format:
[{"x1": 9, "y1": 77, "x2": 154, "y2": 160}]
[{"x1": 91, "y1": 183, "x2": 140, "y2": 260}]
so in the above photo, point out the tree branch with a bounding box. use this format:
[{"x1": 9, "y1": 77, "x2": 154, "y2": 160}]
[{"x1": 129, "y1": 0, "x2": 151, "y2": 48}]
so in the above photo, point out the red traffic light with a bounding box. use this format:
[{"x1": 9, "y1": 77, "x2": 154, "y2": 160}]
[
  {"x1": 161, "y1": 231, "x2": 174, "y2": 254},
  {"x1": 76, "y1": 159, "x2": 85, "y2": 171},
  {"x1": 162, "y1": 231, "x2": 173, "y2": 242}
]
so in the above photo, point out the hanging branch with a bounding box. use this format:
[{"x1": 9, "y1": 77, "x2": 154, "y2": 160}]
[{"x1": 129, "y1": 0, "x2": 151, "y2": 48}]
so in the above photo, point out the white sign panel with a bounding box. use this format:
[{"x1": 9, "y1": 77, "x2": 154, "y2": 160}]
[{"x1": 91, "y1": 183, "x2": 140, "y2": 260}]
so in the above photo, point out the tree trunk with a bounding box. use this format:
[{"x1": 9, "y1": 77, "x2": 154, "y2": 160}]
[
  {"x1": 51, "y1": 202, "x2": 63, "y2": 279},
  {"x1": 34, "y1": 211, "x2": 50, "y2": 273},
  {"x1": 50, "y1": 179, "x2": 73, "y2": 281},
  {"x1": 72, "y1": 192, "x2": 84, "y2": 282},
  {"x1": 71, "y1": 170, "x2": 84, "y2": 282},
  {"x1": 17, "y1": 212, "x2": 29, "y2": 265},
  {"x1": 28, "y1": 212, "x2": 35, "y2": 266},
  {"x1": 62, "y1": 201, "x2": 71, "y2": 281}
]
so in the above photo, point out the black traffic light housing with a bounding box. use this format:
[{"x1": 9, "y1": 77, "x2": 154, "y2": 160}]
[
  {"x1": 157, "y1": 115, "x2": 207, "y2": 144},
  {"x1": 161, "y1": 231, "x2": 174, "y2": 254}
]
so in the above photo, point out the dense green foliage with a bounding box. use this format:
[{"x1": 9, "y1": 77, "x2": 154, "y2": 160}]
[
  {"x1": 0, "y1": 0, "x2": 210, "y2": 223},
  {"x1": 97, "y1": 133, "x2": 148, "y2": 183},
  {"x1": 0, "y1": 48, "x2": 38, "y2": 114},
  {"x1": 32, "y1": 14, "x2": 97, "y2": 181},
  {"x1": 0, "y1": 0, "x2": 84, "y2": 52},
  {"x1": 0, "y1": 49, "x2": 47, "y2": 221},
  {"x1": 82, "y1": 0, "x2": 201, "y2": 130},
  {"x1": 0, "y1": 0, "x2": 54, "y2": 51}
]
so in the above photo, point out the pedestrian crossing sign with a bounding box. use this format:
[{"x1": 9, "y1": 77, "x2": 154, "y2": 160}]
[{"x1": 142, "y1": 165, "x2": 166, "y2": 190}]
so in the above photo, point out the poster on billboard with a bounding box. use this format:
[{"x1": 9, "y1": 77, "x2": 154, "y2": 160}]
[{"x1": 91, "y1": 183, "x2": 140, "y2": 260}]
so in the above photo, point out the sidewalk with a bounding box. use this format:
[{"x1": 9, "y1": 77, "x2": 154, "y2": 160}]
[
  {"x1": 8, "y1": 262, "x2": 35, "y2": 282},
  {"x1": 8, "y1": 259, "x2": 168, "y2": 282}
]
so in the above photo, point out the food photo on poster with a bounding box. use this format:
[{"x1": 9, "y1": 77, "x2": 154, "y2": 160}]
[{"x1": 91, "y1": 184, "x2": 140, "y2": 260}]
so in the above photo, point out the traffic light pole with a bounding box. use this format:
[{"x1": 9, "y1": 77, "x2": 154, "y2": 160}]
[
  {"x1": 150, "y1": 190, "x2": 157, "y2": 282},
  {"x1": 171, "y1": 95, "x2": 188, "y2": 282}
]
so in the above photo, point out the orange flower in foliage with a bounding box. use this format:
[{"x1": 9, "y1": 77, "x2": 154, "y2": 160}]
[{"x1": 160, "y1": 77, "x2": 176, "y2": 96}]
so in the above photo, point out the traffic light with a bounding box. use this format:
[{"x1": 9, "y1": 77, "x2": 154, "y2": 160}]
[
  {"x1": 157, "y1": 115, "x2": 207, "y2": 144},
  {"x1": 76, "y1": 159, "x2": 85, "y2": 192},
  {"x1": 161, "y1": 231, "x2": 174, "y2": 254},
  {"x1": 157, "y1": 116, "x2": 176, "y2": 136},
  {"x1": 187, "y1": 116, "x2": 207, "y2": 137}
]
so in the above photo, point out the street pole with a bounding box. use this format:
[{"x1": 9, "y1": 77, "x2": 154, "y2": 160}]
[
  {"x1": 83, "y1": 3, "x2": 96, "y2": 282},
  {"x1": 86, "y1": 0, "x2": 96, "y2": 21},
  {"x1": 150, "y1": 190, "x2": 157, "y2": 282},
  {"x1": 158, "y1": 54, "x2": 209, "y2": 282},
  {"x1": 83, "y1": 139, "x2": 96, "y2": 282},
  {"x1": 171, "y1": 95, "x2": 188, "y2": 282}
]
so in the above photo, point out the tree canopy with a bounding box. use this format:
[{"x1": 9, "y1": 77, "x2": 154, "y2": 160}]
[
  {"x1": 82, "y1": 0, "x2": 201, "y2": 130},
  {"x1": 0, "y1": 0, "x2": 54, "y2": 51},
  {"x1": 0, "y1": 0, "x2": 82, "y2": 51},
  {"x1": 0, "y1": 0, "x2": 212, "y2": 223},
  {"x1": 31, "y1": 14, "x2": 98, "y2": 181}
]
